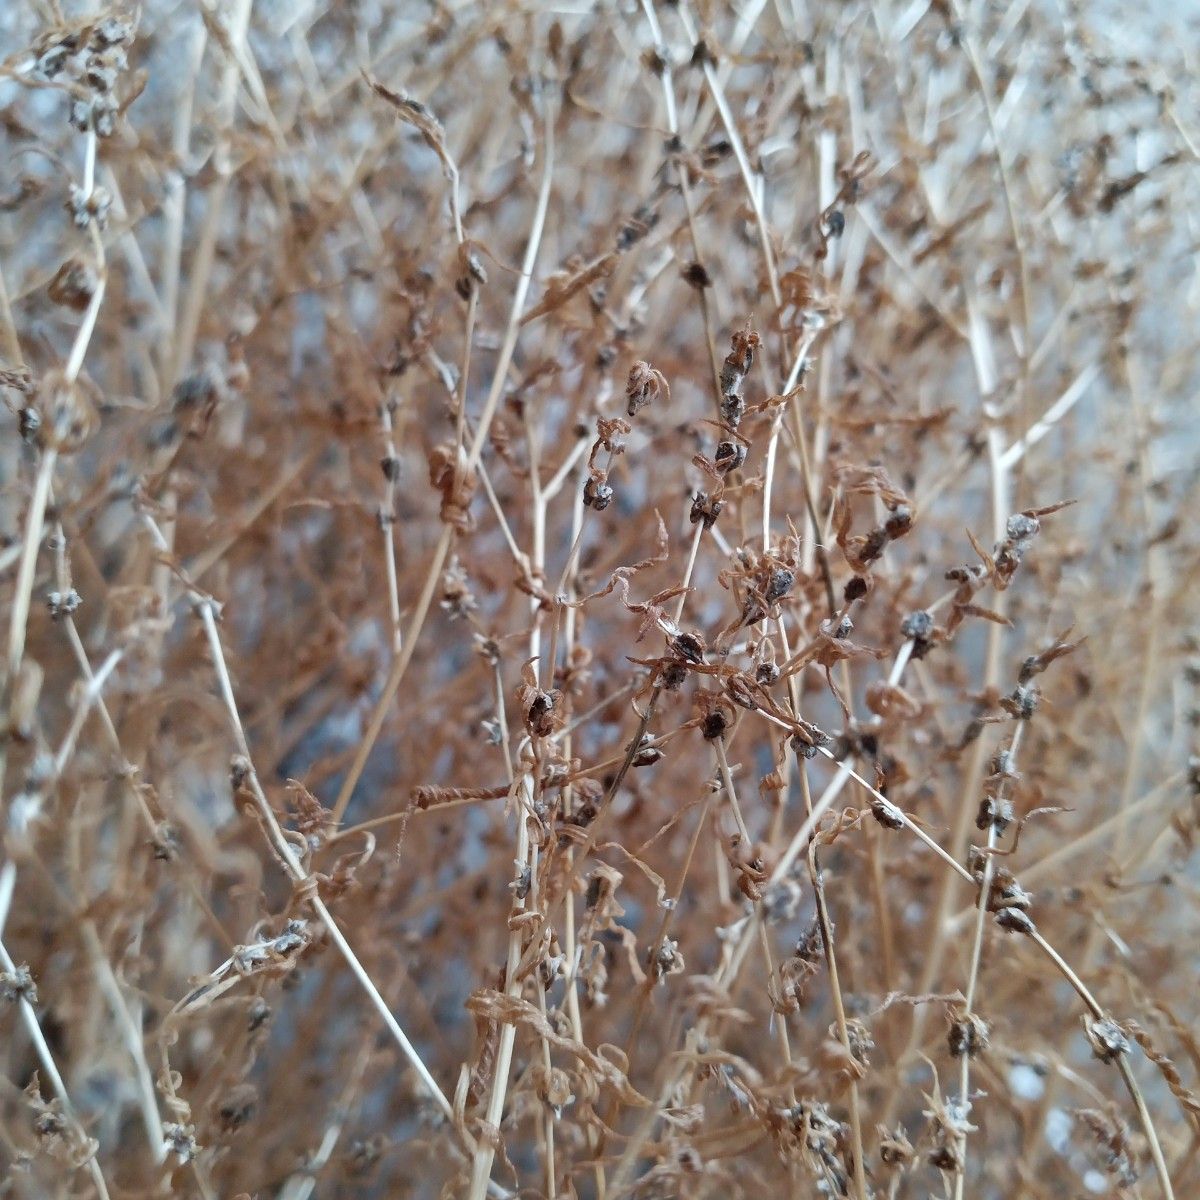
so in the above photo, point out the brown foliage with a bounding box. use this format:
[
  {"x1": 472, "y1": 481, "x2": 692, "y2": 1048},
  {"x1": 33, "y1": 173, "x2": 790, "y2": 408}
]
[{"x1": 0, "y1": 3, "x2": 1196, "y2": 1199}]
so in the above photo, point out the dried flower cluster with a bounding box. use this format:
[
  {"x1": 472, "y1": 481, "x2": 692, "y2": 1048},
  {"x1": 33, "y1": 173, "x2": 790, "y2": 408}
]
[{"x1": 0, "y1": 3, "x2": 1198, "y2": 1199}]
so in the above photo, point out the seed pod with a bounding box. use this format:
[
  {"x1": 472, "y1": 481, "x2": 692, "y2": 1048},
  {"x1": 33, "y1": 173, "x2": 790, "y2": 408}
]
[
  {"x1": 948, "y1": 1011, "x2": 989, "y2": 1057},
  {"x1": 714, "y1": 439, "x2": 746, "y2": 473},
  {"x1": 976, "y1": 793, "x2": 1014, "y2": 832},
  {"x1": 631, "y1": 740, "x2": 663, "y2": 767},
  {"x1": 690, "y1": 491, "x2": 723, "y2": 529},
  {"x1": 18, "y1": 407, "x2": 40, "y2": 443},
  {"x1": 661, "y1": 660, "x2": 688, "y2": 690},
  {"x1": 995, "y1": 907, "x2": 1035, "y2": 935},
  {"x1": 526, "y1": 689, "x2": 560, "y2": 737},
  {"x1": 884, "y1": 503, "x2": 913, "y2": 538},
  {"x1": 625, "y1": 360, "x2": 668, "y2": 417},
  {"x1": 583, "y1": 476, "x2": 613, "y2": 510},
  {"x1": 870, "y1": 797, "x2": 905, "y2": 829},
  {"x1": 765, "y1": 567, "x2": 795, "y2": 603},
  {"x1": 1085, "y1": 1016, "x2": 1130, "y2": 1063},
  {"x1": 901, "y1": 610, "x2": 934, "y2": 639},
  {"x1": 671, "y1": 631, "x2": 706, "y2": 664}
]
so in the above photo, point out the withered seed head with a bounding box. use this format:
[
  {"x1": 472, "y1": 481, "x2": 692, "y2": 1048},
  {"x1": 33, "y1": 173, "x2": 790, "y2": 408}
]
[
  {"x1": 1085, "y1": 1016, "x2": 1131, "y2": 1063},
  {"x1": 948, "y1": 1011, "x2": 990, "y2": 1057},
  {"x1": 870, "y1": 797, "x2": 905, "y2": 829},
  {"x1": 672, "y1": 631, "x2": 706, "y2": 664},
  {"x1": 765, "y1": 567, "x2": 795, "y2": 603},
  {"x1": 901, "y1": 610, "x2": 934, "y2": 640},
  {"x1": 690, "y1": 490, "x2": 723, "y2": 529},
  {"x1": 996, "y1": 907, "x2": 1036, "y2": 935},
  {"x1": 583, "y1": 476, "x2": 614, "y2": 510},
  {"x1": 714, "y1": 439, "x2": 746, "y2": 473},
  {"x1": 631, "y1": 737, "x2": 663, "y2": 767},
  {"x1": 976, "y1": 793, "x2": 1014, "y2": 833}
]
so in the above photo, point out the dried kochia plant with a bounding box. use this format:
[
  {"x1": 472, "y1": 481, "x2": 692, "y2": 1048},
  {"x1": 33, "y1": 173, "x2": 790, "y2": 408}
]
[{"x1": 0, "y1": 3, "x2": 1196, "y2": 1200}]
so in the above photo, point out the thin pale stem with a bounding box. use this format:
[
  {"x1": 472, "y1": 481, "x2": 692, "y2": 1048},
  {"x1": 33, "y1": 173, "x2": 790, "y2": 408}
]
[{"x1": 331, "y1": 86, "x2": 556, "y2": 826}]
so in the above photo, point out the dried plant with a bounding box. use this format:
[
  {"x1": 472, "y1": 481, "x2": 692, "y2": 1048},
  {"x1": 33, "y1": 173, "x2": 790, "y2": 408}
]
[{"x1": 1, "y1": 2, "x2": 1198, "y2": 1199}]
